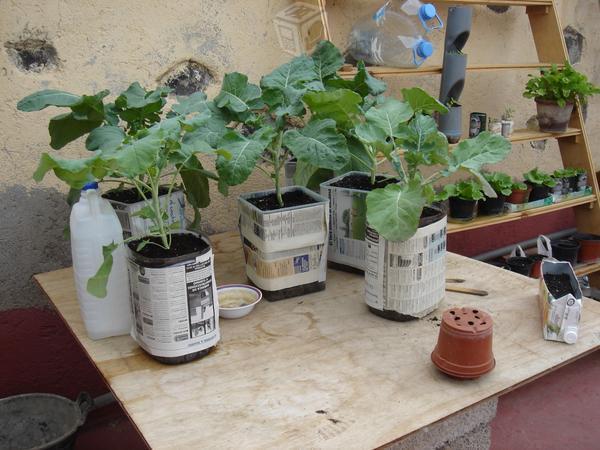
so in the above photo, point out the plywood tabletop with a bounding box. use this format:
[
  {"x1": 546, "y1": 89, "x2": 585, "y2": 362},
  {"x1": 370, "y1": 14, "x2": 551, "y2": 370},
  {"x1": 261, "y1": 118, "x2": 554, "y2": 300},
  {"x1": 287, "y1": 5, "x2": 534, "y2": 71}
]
[{"x1": 34, "y1": 231, "x2": 600, "y2": 450}]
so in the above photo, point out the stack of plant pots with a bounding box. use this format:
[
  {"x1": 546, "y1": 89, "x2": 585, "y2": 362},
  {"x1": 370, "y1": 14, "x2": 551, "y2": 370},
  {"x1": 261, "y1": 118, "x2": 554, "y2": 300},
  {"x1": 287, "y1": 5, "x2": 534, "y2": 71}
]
[{"x1": 438, "y1": 7, "x2": 472, "y2": 143}]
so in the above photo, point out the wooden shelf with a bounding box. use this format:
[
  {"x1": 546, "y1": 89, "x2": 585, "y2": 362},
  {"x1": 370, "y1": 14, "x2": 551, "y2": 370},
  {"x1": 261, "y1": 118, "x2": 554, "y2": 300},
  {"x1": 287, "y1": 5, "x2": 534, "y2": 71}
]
[
  {"x1": 434, "y1": 0, "x2": 551, "y2": 5},
  {"x1": 574, "y1": 262, "x2": 600, "y2": 277},
  {"x1": 447, "y1": 195, "x2": 597, "y2": 234},
  {"x1": 338, "y1": 63, "x2": 560, "y2": 79},
  {"x1": 504, "y1": 127, "x2": 581, "y2": 143}
]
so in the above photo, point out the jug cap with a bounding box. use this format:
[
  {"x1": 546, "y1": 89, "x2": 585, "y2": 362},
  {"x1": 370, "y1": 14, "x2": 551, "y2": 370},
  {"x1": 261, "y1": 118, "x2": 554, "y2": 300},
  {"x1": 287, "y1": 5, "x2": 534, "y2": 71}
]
[
  {"x1": 416, "y1": 41, "x2": 433, "y2": 58},
  {"x1": 564, "y1": 326, "x2": 578, "y2": 344},
  {"x1": 419, "y1": 4, "x2": 437, "y2": 21},
  {"x1": 82, "y1": 181, "x2": 98, "y2": 191}
]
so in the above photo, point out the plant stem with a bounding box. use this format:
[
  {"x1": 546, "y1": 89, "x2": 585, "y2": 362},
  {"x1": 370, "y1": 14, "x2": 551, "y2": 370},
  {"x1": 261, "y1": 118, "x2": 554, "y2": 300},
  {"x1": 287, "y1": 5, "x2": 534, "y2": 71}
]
[
  {"x1": 150, "y1": 176, "x2": 169, "y2": 249},
  {"x1": 273, "y1": 131, "x2": 284, "y2": 207}
]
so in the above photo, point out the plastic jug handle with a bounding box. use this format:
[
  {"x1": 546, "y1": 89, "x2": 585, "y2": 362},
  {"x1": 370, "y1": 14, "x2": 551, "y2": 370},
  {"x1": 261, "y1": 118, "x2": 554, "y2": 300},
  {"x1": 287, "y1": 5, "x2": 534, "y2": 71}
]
[
  {"x1": 420, "y1": 12, "x2": 444, "y2": 32},
  {"x1": 412, "y1": 47, "x2": 426, "y2": 67}
]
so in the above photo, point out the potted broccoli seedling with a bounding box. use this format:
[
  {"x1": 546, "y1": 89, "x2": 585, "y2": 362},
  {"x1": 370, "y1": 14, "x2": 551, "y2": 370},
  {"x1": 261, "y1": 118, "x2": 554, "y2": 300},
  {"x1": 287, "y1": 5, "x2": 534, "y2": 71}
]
[
  {"x1": 506, "y1": 179, "x2": 530, "y2": 205},
  {"x1": 440, "y1": 179, "x2": 485, "y2": 221},
  {"x1": 501, "y1": 106, "x2": 514, "y2": 138},
  {"x1": 524, "y1": 62, "x2": 600, "y2": 132},
  {"x1": 524, "y1": 168, "x2": 556, "y2": 202},
  {"x1": 553, "y1": 167, "x2": 579, "y2": 195},
  {"x1": 19, "y1": 85, "x2": 224, "y2": 364},
  {"x1": 479, "y1": 172, "x2": 513, "y2": 215}
]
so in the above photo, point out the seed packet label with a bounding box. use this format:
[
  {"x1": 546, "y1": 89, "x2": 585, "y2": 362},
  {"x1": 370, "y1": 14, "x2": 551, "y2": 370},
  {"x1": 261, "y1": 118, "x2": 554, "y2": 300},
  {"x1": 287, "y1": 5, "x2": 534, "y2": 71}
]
[
  {"x1": 322, "y1": 185, "x2": 368, "y2": 270},
  {"x1": 539, "y1": 260, "x2": 582, "y2": 344},
  {"x1": 127, "y1": 250, "x2": 220, "y2": 358},
  {"x1": 243, "y1": 239, "x2": 327, "y2": 291},
  {"x1": 365, "y1": 217, "x2": 447, "y2": 318},
  {"x1": 108, "y1": 191, "x2": 186, "y2": 239}
]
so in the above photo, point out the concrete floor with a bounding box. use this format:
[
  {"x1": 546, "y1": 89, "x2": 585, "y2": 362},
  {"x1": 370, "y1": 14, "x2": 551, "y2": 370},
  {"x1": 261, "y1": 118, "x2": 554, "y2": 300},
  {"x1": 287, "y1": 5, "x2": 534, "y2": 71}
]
[{"x1": 1, "y1": 307, "x2": 598, "y2": 450}]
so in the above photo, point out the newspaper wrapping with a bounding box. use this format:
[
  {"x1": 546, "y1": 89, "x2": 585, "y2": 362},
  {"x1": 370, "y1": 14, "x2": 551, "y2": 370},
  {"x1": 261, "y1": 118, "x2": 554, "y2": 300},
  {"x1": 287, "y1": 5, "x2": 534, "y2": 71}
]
[
  {"x1": 365, "y1": 216, "x2": 447, "y2": 318},
  {"x1": 239, "y1": 187, "x2": 328, "y2": 291},
  {"x1": 107, "y1": 190, "x2": 186, "y2": 239},
  {"x1": 127, "y1": 248, "x2": 220, "y2": 358}
]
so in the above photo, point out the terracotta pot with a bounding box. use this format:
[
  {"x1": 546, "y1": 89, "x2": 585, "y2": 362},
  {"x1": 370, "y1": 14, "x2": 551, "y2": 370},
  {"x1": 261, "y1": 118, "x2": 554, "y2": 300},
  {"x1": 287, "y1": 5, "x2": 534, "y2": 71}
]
[
  {"x1": 528, "y1": 254, "x2": 546, "y2": 279},
  {"x1": 573, "y1": 233, "x2": 600, "y2": 263},
  {"x1": 535, "y1": 98, "x2": 574, "y2": 132},
  {"x1": 506, "y1": 187, "x2": 531, "y2": 204},
  {"x1": 431, "y1": 307, "x2": 495, "y2": 379}
]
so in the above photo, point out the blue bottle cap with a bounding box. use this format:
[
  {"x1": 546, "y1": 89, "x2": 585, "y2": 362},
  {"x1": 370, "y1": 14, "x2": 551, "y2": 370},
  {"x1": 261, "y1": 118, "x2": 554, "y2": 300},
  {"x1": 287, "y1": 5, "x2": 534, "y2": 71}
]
[
  {"x1": 82, "y1": 181, "x2": 99, "y2": 191},
  {"x1": 419, "y1": 4, "x2": 437, "y2": 21},
  {"x1": 416, "y1": 41, "x2": 434, "y2": 58}
]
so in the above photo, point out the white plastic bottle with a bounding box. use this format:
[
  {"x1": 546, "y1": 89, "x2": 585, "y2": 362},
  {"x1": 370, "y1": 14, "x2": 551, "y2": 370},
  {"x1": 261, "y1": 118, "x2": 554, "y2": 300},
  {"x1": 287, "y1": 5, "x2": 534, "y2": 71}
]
[
  {"x1": 70, "y1": 182, "x2": 132, "y2": 339},
  {"x1": 348, "y1": 2, "x2": 435, "y2": 68}
]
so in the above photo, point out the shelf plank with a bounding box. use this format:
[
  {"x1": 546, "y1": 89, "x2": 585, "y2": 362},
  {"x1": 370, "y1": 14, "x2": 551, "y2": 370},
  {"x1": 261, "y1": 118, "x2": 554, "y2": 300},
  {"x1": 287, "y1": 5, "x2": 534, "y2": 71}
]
[
  {"x1": 574, "y1": 262, "x2": 600, "y2": 277},
  {"x1": 447, "y1": 195, "x2": 597, "y2": 234},
  {"x1": 338, "y1": 63, "x2": 560, "y2": 79},
  {"x1": 434, "y1": 0, "x2": 551, "y2": 5},
  {"x1": 505, "y1": 128, "x2": 581, "y2": 143}
]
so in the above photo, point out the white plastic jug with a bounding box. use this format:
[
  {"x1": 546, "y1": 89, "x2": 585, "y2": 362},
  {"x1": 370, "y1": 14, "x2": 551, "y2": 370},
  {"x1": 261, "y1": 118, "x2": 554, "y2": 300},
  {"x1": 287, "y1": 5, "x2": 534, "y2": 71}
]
[
  {"x1": 391, "y1": 0, "x2": 443, "y2": 33},
  {"x1": 70, "y1": 182, "x2": 132, "y2": 339},
  {"x1": 348, "y1": 2, "x2": 434, "y2": 68}
]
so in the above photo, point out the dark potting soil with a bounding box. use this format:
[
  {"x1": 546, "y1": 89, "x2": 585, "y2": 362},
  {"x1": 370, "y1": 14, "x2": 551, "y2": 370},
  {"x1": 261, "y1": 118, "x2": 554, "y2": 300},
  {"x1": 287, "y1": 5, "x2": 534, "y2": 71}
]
[
  {"x1": 103, "y1": 186, "x2": 170, "y2": 204},
  {"x1": 247, "y1": 190, "x2": 317, "y2": 211},
  {"x1": 544, "y1": 273, "x2": 575, "y2": 298},
  {"x1": 129, "y1": 233, "x2": 209, "y2": 259},
  {"x1": 329, "y1": 173, "x2": 397, "y2": 191}
]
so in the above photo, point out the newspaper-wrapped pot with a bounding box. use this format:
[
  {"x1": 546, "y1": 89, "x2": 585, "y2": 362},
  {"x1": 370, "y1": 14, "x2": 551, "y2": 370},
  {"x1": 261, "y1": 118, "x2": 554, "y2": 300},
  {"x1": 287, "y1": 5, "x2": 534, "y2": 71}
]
[
  {"x1": 105, "y1": 189, "x2": 186, "y2": 239},
  {"x1": 365, "y1": 207, "x2": 447, "y2": 320},
  {"x1": 127, "y1": 232, "x2": 220, "y2": 364},
  {"x1": 238, "y1": 186, "x2": 329, "y2": 301}
]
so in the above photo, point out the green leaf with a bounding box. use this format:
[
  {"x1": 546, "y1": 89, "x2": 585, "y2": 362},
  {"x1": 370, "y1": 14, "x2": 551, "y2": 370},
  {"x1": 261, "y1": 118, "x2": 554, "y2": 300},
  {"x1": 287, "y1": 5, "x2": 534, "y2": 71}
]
[
  {"x1": 85, "y1": 126, "x2": 125, "y2": 152},
  {"x1": 311, "y1": 40, "x2": 344, "y2": 82},
  {"x1": 216, "y1": 131, "x2": 271, "y2": 186},
  {"x1": 401, "y1": 87, "x2": 448, "y2": 115},
  {"x1": 366, "y1": 180, "x2": 426, "y2": 242},
  {"x1": 34, "y1": 153, "x2": 104, "y2": 188},
  {"x1": 104, "y1": 130, "x2": 162, "y2": 177},
  {"x1": 447, "y1": 132, "x2": 512, "y2": 174},
  {"x1": 396, "y1": 114, "x2": 449, "y2": 170},
  {"x1": 17, "y1": 89, "x2": 82, "y2": 111},
  {"x1": 171, "y1": 92, "x2": 209, "y2": 115},
  {"x1": 364, "y1": 98, "x2": 414, "y2": 138},
  {"x1": 48, "y1": 113, "x2": 103, "y2": 150},
  {"x1": 180, "y1": 157, "x2": 211, "y2": 209},
  {"x1": 136, "y1": 241, "x2": 148, "y2": 252},
  {"x1": 327, "y1": 62, "x2": 387, "y2": 99},
  {"x1": 292, "y1": 160, "x2": 333, "y2": 191},
  {"x1": 442, "y1": 180, "x2": 485, "y2": 201},
  {"x1": 71, "y1": 91, "x2": 110, "y2": 122},
  {"x1": 132, "y1": 205, "x2": 157, "y2": 220},
  {"x1": 283, "y1": 119, "x2": 350, "y2": 171},
  {"x1": 303, "y1": 89, "x2": 362, "y2": 129},
  {"x1": 260, "y1": 55, "x2": 320, "y2": 92},
  {"x1": 214, "y1": 72, "x2": 263, "y2": 113},
  {"x1": 182, "y1": 116, "x2": 228, "y2": 148},
  {"x1": 86, "y1": 242, "x2": 119, "y2": 298},
  {"x1": 346, "y1": 136, "x2": 373, "y2": 172}
]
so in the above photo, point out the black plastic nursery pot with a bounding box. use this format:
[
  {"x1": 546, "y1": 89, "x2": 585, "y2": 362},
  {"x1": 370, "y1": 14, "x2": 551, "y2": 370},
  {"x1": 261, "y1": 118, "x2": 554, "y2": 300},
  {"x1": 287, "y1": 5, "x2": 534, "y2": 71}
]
[
  {"x1": 449, "y1": 196, "x2": 477, "y2": 220},
  {"x1": 551, "y1": 239, "x2": 581, "y2": 265},
  {"x1": 567, "y1": 175, "x2": 579, "y2": 192},
  {"x1": 535, "y1": 99, "x2": 574, "y2": 132},
  {"x1": 506, "y1": 256, "x2": 534, "y2": 277},
  {"x1": 127, "y1": 232, "x2": 220, "y2": 365},
  {"x1": 365, "y1": 206, "x2": 447, "y2": 322},
  {"x1": 320, "y1": 171, "x2": 398, "y2": 274},
  {"x1": 238, "y1": 186, "x2": 328, "y2": 301},
  {"x1": 527, "y1": 183, "x2": 552, "y2": 202},
  {"x1": 478, "y1": 194, "x2": 506, "y2": 216}
]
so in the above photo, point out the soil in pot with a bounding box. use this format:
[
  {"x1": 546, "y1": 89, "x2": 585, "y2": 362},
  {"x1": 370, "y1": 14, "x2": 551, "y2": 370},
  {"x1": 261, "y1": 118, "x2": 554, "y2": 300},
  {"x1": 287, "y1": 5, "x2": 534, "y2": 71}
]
[
  {"x1": 551, "y1": 239, "x2": 580, "y2": 265},
  {"x1": 506, "y1": 256, "x2": 534, "y2": 276},
  {"x1": 527, "y1": 183, "x2": 551, "y2": 202},
  {"x1": 478, "y1": 194, "x2": 505, "y2": 216},
  {"x1": 506, "y1": 188, "x2": 530, "y2": 204},
  {"x1": 431, "y1": 307, "x2": 495, "y2": 379},
  {"x1": 573, "y1": 233, "x2": 600, "y2": 263},
  {"x1": 449, "y1": 197, "x2": 477, "y2": 220},
  {"x1": 544, "y1": 273, "x2": 575, "y2": 298},
  {"x1": 246, "y1": 190, "x2": 316, "y2": 211},
  {"x1": 103, "y1": 186, "x2": 169, "y2": 203},
  {"x1": 329, "y1": 173, "x2": 397, "y2": 191},
  {"x1": 127, "y1": 233, "x2": 219, "y2": 365}
]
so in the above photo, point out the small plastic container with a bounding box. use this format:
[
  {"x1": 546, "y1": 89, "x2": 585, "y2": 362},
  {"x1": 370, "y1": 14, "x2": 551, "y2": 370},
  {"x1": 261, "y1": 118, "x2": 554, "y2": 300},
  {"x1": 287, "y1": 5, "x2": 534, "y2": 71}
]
[{"x1": 218, "y1": 285, "x2": 262, "y2": 319}]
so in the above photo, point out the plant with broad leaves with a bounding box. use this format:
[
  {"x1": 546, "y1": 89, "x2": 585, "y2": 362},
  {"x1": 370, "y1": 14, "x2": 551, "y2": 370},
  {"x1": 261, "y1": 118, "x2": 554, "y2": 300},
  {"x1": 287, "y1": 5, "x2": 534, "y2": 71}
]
[
  {"x1": 553, "y1": 167, "x2": 578, "y2": 178},
  {"x1": 438, "y1": 180, "x2": 486, "y2": 202},
  {"x1": 482, "y1": 172, "x2": 513, "y2": 196},
  {"x1": 523, "y1": 61, "x2": 600, "y2": 108},
  {"x1": 524, "y1": 168, "x2": 556, "y2": 188},
  {"x1": 19, "y1": 83, "x2": 228, "y2": 297},
  {"x1": 512, "y1": 180, "x2": 528, "y2": 192}
]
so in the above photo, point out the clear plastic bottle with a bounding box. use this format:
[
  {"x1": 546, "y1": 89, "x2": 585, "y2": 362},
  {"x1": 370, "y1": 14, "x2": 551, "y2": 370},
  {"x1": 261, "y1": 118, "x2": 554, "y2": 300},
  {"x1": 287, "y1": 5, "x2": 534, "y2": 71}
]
[
  {"x1": 70, "y1": 182, "x2": 132, "y2": 339},
  {"x1": 348, "y1": 2, "x2": 435, "y2": 68},
  {"x1": 391, "y1": 0, "x2": 443, "y2": 33}
]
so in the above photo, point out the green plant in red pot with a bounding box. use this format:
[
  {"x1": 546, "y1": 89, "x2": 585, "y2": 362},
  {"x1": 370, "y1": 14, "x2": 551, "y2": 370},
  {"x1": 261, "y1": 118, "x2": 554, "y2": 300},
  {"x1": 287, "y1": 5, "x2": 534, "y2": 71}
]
[
  {"x1": 523, "y1": 62, "x2": 600, "y2": 132},
  {"x1": 506, "y1": 180, "x2": 530, "y2": 204},
  {"x1": 439, "y1": 179, "x2": 485, "y2": 221},
  {"x1": 524, "y1": 168, "x2": 556, "y2": 202}
]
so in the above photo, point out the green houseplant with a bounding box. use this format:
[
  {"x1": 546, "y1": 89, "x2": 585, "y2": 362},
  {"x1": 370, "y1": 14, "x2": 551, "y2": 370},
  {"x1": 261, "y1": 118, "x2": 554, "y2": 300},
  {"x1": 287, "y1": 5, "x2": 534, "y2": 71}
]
[
  {"x1": 506, "y1": 179, "x2": 530, "y2": 204},
  {"x1": 439, "y1": 179, "x2": 486, "y2": 221},
  {"x1": 524, "y1": 167, "x2": 556, "y2": 201},
  {"x1": 19, "y1": 84, "x2": 225, "y2": 363},
  {"x1": 523, "y1": 61, "x2": 600, "y2": 132},
  {"x1": 478, "y1": 172, "x2": 512, "y2": 215},
  {"x1": 553, "y1": 167, "x2": 579, "y2": 194}
]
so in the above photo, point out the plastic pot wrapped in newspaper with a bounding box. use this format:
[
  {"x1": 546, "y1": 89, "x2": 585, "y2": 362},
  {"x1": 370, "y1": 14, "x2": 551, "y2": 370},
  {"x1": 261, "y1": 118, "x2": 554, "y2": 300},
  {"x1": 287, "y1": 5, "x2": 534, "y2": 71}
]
[
  {"x1": 238, "y1": 186, "x2": 329, "y2": 301},
  {"x1": 103, "y1": 187, "x2": 186, "y2": 238},
  {"x1": 365, "y1": 206, "x2": 447, "y2": 321},
  {"x1": 127, "y1": 232, "x2": 220, "y2": 365},
  {"x1": 320, "y1": 171, "x2": 397, "y2": 273}
]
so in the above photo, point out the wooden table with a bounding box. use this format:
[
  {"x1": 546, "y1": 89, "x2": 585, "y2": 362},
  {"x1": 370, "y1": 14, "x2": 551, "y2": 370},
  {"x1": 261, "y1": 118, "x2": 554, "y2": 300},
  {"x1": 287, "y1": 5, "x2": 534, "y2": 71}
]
[{"x1": 34, "y1": 231, "x2": 600, "y2": 450}]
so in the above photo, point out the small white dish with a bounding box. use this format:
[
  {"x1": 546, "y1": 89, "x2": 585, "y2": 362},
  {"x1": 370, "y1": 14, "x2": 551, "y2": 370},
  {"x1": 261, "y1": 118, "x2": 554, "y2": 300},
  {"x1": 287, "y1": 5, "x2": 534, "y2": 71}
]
[{"x1": 218, "y1": 284, "x2": 262, "y2": 319}]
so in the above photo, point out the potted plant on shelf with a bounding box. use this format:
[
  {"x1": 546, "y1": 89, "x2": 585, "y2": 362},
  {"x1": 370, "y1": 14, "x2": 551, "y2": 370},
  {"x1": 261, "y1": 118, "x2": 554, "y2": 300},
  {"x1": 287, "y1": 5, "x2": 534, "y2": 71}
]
[
  {"x1": 524, "y1": 168, "x2": 556, "y2": 202},
  {"x1": 576, "y1": 168, "x2": 588, "y2": 191},
  {"x1": 19, "y1": 85, "x2": 225, "y2": 364},
  {"x1": 501, "y1": 106, "x2": 514, "y2": 138},
  {"x1": 506, "y1": 179, "x2": 530, "y2": 204},
  {"x1": 553, "y1": 168, "x2": 579, "y2": 195},
  {"x1": 523, "y1": 61, "x2": 600, "y2": 132},
  {"x1": 440, "y1": 179, "x2": 485, "y2": 221},
  {"x1": 489, "y1": 117, "x2": 502, "y2": 135},
  {"x1": 478, "y1": 172, "x2": 512, "y2": 216},
  {"x1": 438, "y1": 97, "x2": 462, "y2": 144}
]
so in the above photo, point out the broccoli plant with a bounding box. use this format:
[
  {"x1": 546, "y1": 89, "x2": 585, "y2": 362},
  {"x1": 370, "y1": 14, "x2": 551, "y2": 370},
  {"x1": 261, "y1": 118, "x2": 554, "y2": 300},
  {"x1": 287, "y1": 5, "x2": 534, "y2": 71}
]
[
  {"x1": 524, "y1": 168, "x2": 556, "y2": 188},
  {"x1": 482, "y1": 172, "x2": 514, "y2": 196},
  {"x1": 439, "y1": 180, "x2": 486, "y2": 202}
]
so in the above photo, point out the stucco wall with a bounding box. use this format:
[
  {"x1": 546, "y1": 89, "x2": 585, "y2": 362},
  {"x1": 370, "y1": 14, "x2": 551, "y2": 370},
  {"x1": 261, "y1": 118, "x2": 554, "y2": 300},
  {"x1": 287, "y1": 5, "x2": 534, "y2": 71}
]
[{"x1": 1, "y1": 0, "x2": 599, "y2": 309}]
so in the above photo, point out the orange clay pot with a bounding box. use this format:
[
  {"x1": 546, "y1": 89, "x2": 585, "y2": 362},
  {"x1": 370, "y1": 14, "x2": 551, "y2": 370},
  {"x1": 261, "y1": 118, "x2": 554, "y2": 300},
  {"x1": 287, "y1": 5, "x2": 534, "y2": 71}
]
[{"x1": 431, "y1": 307, "x2": 495, "y2": 379}]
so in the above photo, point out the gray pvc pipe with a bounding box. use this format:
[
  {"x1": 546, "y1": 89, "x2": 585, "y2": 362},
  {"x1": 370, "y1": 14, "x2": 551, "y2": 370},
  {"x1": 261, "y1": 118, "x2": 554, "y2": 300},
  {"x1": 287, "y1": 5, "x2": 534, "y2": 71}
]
[
  {"x1": 440, "y1": 52, "x2": 467, "y2": 104},
  {"x1": 444, "y1": 7, "x2": 473, "y2": 53},
  {"x1": 438, "y1": 105, "x2": 462, "y2": 141}
]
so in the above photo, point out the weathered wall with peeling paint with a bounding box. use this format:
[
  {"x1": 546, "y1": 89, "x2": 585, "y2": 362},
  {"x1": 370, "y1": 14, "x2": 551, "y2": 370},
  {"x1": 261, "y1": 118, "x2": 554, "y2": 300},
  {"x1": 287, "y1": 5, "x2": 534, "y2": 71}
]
[{"x1": 1, "y1": 0, "x2": 599, "y2": 309}]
